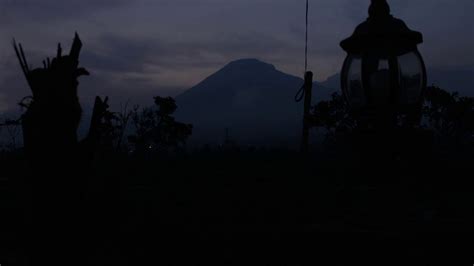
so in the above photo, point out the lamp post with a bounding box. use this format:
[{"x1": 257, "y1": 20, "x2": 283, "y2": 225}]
[{"x1": 340, "y1": 0, "x2": 427, "y2": 128}]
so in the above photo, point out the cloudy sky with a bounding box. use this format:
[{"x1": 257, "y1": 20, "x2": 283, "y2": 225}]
[{"x1": 0, "y1": 0, "x2": 473, "y2": 112}]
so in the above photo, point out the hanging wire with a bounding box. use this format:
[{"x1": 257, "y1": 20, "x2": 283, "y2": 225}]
[
  {"x1": 304, "y1": 0, "x2": 309, "y2": 73},
  {"x1": 295, "y1": 0, "x2": 310, "y2": 102}
]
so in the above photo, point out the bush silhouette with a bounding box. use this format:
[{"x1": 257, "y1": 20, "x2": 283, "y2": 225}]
[
  {"x1": 129, "y1": 96, "x2": 193, "y2": 153},
  {"x1": 309, "y1": 86, "x2": 473, "y2": 140},
  {"x1": 423, "y1": 86, "x2": 474, "y2": 141}
]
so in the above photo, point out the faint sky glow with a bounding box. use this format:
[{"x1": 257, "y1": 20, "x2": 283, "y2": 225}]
[{"x1": 0, "y1": 0, "x2": 473, "y2": 111}]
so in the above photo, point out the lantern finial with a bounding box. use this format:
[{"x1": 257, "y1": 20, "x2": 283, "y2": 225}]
[{"x1": 369, "y1": 0, "x2": 391, "y2": 19}]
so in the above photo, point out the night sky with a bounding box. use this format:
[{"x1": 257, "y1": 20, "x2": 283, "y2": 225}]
[{"x1": 1, "y1": 0, "x2": 473, "y2": 112}]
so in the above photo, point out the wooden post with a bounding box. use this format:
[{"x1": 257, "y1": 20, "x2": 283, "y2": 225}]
[{"x1": 301, "y1": 71, "x2": 313, "y2": 153}]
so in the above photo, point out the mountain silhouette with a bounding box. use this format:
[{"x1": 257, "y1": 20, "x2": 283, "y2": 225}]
[
  {"x1": 175, "y1": 58, "x2": 334, "y2": 146},
  {"x1": 319, "y1": 68, "x2": 474, "y2": 97},
  {"x1": 428, "y1": 68, "x2": 474, "y2": 97}
]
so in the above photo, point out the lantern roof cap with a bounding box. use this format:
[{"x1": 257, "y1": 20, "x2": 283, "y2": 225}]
[{"x1": 340, "y1": 0, "x2": 423, "y2": 55}]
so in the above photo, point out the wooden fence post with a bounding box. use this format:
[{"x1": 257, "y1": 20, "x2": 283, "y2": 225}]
[{"x1": 301, "y1": 71, "x2": 313, "y2": 154}]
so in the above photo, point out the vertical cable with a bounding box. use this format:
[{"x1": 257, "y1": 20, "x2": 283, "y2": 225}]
[
  {"x1": 295, "y1": 0, "x2": 311, "y2": 102},
  {"x1": 305, "y1": 0, "x2": 309, "y2": 73}
]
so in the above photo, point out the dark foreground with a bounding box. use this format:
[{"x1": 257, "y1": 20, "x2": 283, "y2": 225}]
[{"x1": 1, "y1": 148, "x2": 473, "y2": 265}]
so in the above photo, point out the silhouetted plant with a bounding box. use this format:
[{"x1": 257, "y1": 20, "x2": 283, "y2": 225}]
[
  {"x1": 90, "y1": 97, "x2": 119, "y2": 149},
  {"x1": 87, "y1": 100, "x2": 135, "y2": 153},
  {"x1": 0, "y1": 118, "x2": 22, "y2": 151},
  {"x1": 114, "y1": 101, "x2": 134, "y2": 151},
  {"x1": 423, "y1": 86, "x2": 474, "y2": 141},
  {"x1": 13, "y1": 34, "x2": 113, "y2": 167},
  {"x1": 129, "y1": 96, "x2": 193, "y2": 153},
  {"x1": 309, "y1": 92, "x2": 356, "y2": 140},
  {"x1": 309, "y1": 86, "x2": 473, "y2": 149},
  {"x1": 14, "y1": 33, "x2": 89, "y2": 164}
]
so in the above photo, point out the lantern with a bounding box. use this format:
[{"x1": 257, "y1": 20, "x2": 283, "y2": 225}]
[{"x1": 340, "y1": 0, "x2": 427, "y2": 124}]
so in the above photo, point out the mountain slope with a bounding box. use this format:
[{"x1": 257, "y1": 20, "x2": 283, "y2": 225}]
[
  {"x1": 428, "y1": 68, "x2": 474, "y2": 97},
  {"x1": 175, "y1": 59, "x2": 331, "y2": 146}
]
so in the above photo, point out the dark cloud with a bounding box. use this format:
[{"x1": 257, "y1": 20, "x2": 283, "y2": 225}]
[
  {"x1": 0, "y1": 0, "x2": 128, "y2": 24},
  {"x1": 80, "y1": 31, "x2": 297, "y2": 82},
  {"x1": 1, "y1": 0, "x2": 473, "y2": 113}
]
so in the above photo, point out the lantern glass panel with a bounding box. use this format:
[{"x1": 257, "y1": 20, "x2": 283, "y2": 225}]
[
  {"x1": 367, "y1": 58, "x2": 391, "y2": 107},
  {"x1": 344, "y1": 55, "x2": 365, "y2": 108},
  {"x1": 398, "y1": 51, "x2": 424, "y2": 105}
]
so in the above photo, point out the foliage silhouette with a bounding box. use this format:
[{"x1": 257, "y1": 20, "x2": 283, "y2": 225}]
[
  {"x1": 13, "y1": 34, "x2": 114, "y2": 167},
  {"x1": 309, "y1": 92, "x2": 357, "y2": 139},
  {"x1": 15, "y1": 34, "x2": 87, "y2": 157},
  {"x1": 309, "y1": 86, "x2": 473, "y2": 142},
  {"x1": 423, "y1": 86, "x2": 474, "y2": 141},
  {"x1": 12, "y1": 33, "x2": 113, "y2": 266},
  {"x1": 129, "y1": 96, "x2": 193, "y2": 154},
  {"x1": 0, "y1": 118, "x2": 22, "y2": 151}
]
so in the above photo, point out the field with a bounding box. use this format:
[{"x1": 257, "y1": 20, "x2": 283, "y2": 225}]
[{"x1": 1, "y1": 146, "x2": 473, "y2": 264}]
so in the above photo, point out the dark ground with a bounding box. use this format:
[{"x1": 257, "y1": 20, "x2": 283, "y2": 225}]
[{"x1": 1, "y1": 147, "x2": 473, "y2": 265}]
